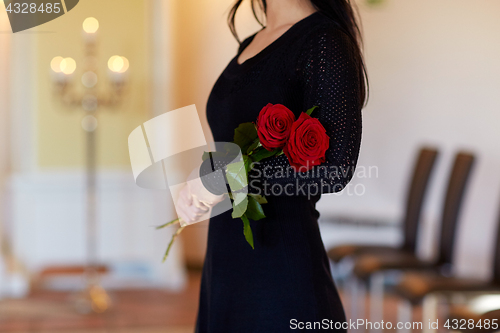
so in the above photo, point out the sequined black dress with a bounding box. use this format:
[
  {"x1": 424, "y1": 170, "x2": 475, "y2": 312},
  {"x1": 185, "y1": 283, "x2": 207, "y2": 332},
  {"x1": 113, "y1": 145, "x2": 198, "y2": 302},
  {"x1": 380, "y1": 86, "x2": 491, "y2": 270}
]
[{"x1": 195, "y1": 11, "x2": 363, "y2": 333}]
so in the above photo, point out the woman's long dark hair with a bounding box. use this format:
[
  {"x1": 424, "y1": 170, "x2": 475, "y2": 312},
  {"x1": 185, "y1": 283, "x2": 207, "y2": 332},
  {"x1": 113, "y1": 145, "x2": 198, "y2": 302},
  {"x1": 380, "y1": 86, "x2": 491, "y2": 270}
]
[{"x1": 227, "y1": 0, "x2": 368, "y2": 105}]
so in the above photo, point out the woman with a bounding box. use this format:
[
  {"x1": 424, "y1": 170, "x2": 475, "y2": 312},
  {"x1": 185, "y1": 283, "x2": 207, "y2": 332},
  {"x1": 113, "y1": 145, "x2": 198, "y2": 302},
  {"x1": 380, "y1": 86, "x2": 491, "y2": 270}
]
[{"x1": 177, "y1": 0, "x2": 367, "y2": 331}]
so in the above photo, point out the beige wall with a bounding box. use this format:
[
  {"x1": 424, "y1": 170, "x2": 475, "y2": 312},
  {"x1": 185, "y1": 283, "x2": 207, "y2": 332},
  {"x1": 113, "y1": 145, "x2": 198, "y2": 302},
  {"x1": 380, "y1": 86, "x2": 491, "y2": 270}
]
[
  {"x1": 317, "y1": 0, "x2": 500, "y2": 278},
  {"x1": 168, "y1": 0, "x2": 262, "y2": 139},
  {"x1": 0, "y1": 2, "x2": 11, "y2": 256},
  {"x1": 166, "y1": 0, "x2": 262, "y2": 266},
  {"x1": 4, "y1": 0, "x2": 261, "y2": 269},
  {"x1": 0, "y1": 3, "x2": 11, "y2": 179},
  {"x1": 33, "y1": 0, "x2": 151, "y2": 169},
  {"x1": 4, "y1": 0, "x2": 500, "y2": 276},
  {"x1": 167, "y1": 0, "x2": 500, "y2": 276}
]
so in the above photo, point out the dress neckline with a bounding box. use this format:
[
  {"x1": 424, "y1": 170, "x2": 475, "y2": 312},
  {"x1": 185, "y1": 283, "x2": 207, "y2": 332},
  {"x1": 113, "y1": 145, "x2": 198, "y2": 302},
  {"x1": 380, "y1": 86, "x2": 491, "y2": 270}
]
[{"x1": 231, "y1": 11, "x2": 323, "y2": 72}]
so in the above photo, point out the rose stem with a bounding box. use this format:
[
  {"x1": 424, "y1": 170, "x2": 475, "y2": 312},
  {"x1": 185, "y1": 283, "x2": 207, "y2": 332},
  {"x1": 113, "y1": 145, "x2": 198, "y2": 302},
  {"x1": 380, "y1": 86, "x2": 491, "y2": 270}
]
[{"x1": 162, "y1": 225, "x2": 186, "y2": 262}]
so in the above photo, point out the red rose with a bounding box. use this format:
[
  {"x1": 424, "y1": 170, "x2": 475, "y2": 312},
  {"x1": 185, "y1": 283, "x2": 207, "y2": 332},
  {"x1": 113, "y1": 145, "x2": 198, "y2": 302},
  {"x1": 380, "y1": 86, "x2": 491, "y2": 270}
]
[
  {"x1": 256, "y1": 103, "x2": 296, "y2": 151},
  {"x1": 283, "y1": 112, "x2": 330, "y2": 172}
]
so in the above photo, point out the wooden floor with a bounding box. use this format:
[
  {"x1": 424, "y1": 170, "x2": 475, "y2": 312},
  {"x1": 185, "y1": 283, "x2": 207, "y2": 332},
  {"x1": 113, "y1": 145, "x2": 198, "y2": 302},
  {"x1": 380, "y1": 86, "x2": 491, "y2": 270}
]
[
  {"x1": 0, "y1": 270, "x2": 423, "y2": 333},
  {"x1": 0, "y1": 271, "x2": 202, "y2": 333}
]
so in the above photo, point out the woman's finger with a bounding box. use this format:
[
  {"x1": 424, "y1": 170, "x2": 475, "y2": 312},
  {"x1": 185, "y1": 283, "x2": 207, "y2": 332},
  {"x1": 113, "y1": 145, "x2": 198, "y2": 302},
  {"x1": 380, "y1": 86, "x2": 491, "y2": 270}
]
[
  {"x1": 179, "y1": 186, "x2": 193, "y2": 206},
  {"x1": 192, "y1": 196, "x2": 210, "y2": 213},
  {"x1": 176, "y1": 205, "x2": 192, "y2": 224}
]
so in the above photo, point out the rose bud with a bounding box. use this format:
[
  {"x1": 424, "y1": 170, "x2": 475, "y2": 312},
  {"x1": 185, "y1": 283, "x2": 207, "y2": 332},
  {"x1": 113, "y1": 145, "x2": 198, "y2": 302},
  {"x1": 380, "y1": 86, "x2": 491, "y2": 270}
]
[
  {"x1": 283, "y1": 112, "x2": 330, "y2": 172},
  {"x1": 256, "y1": 103, "x2": 296, "y2": 151}
]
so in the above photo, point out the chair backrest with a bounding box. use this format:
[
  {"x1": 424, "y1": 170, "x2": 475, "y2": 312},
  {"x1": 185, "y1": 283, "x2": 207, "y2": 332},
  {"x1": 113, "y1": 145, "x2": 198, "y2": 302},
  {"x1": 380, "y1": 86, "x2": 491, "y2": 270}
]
[
  {"x1": 437, "y1": 151, "x2": 475, "y2": 266},
  {"x1": 401, "y1": 147, "x2": 439, "y2": 253}
]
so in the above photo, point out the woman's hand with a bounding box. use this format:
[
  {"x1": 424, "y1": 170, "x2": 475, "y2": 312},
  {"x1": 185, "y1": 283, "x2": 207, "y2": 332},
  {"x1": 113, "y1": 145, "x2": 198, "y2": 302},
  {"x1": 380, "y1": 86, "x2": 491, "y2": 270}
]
[{"x1": 175, "y1": 167, "x2": 225, "y2": 225}]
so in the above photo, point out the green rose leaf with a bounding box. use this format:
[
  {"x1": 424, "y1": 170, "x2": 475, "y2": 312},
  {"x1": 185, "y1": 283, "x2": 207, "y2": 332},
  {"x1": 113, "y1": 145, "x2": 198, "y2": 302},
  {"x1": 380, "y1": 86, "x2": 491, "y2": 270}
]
[
  {"x1": 247, "y1": 138, "x2": 261, "y2": 155},
  {"x1": 244, "y1": 155, "x2": 253, "y2": 174},
  {"x1": 306, "y1": 105, "x2": 318, "y2": 116},
  {"x1": 231, "y1": 193, "x2": 248, "y2": 218},
  {"x1": 241, "y1": 214, "x2": 254, "y2": 249},
  {"x1": 224, "y1": 142, "x2": 238, "y2": 154},
  {"x1": 245, "y1": 195, "x2": 266, "y2": 221},
  {"x1": 248, "y1": 193, "x2": 268, "y2": 204},
  {"x1": 251, "y1": 147, "x2": 278, "y2": 162},
  {"x1": 202, "y1": 150, "x2": 228, "y2": 162},
  {"x1": 202, "y1": 151, "x2": 211, "y2": 161},
  {"x1": 226, "y1": 158, "x2": 248, "y2": 192},
  {"x1": 234, "y1": 122, "x2": 258, "y2": 152},
  {"x1": 232, "y1": 191, "x2": 247, "y2": 206}
]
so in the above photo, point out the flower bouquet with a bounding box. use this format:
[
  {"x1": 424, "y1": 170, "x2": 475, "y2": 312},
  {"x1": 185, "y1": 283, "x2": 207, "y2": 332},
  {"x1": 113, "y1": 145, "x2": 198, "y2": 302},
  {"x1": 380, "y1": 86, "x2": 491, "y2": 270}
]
[{"x1": 158, "y1": 103, "x2": 330, "y2": 261}]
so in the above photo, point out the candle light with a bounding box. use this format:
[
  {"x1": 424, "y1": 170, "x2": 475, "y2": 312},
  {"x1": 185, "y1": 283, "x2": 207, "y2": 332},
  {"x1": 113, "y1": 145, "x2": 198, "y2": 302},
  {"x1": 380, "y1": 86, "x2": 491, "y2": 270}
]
[
  {"x1": 60, "y1": 57, "x2": 77, "y2": 75},
  {"x1": 83, "y1": 17, "x2": 99, "y2": 43},
  {"x1": 50, "y1": 56, "x2": 66, "y2": 83},
  {"x1": 50, "y1": 56, "x2": 76, "y2": 83},
  {"x1": 107, "y1": 55, "x2": 129, "y2": 83},
  {"x1": 47, "y1": 17, "x2": 130, "y2": 312}
]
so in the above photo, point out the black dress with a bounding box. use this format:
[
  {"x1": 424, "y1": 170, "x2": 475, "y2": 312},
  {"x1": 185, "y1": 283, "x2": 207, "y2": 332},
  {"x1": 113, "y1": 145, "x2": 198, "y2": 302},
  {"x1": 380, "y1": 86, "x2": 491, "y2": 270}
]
[{"x1": 195, "y1": 11, "x2": 363, "y2": 333}]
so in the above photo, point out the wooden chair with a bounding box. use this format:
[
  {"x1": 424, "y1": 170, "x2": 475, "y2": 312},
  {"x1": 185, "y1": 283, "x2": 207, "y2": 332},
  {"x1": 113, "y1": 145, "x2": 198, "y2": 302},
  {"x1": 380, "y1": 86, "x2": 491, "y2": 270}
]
[
  {"x1": 327, "y1": 147, "x2": 439, "y2": 264},
  {"x1": 395, "y1": 205, "x2": 500, "y2": 304},
  {"x1": 393, "y1": 186, "x2": 500, "y2": 332},
  {"x1": 351, "y1": 151, "x2": 475, "y2": 327}
]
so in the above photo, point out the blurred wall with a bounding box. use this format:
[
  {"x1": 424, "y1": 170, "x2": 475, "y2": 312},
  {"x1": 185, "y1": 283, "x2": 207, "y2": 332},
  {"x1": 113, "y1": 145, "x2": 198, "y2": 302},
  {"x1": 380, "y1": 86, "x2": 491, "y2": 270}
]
[
  {"x1": 0, "y1": 3, "x2": 11, "y2": 265},
  {"x1": 5, "y1": 0, "x2": 186, "y2": 290},
  {"x1": 151, "y1": 0, "x2": 500, "y2": 274},
  {"x1": 4, "y1": 0, "x2": 500, "y2": 281},
  {"x1": 317, "y1": 0, "x2": 500, "y2": 279},
  {"x1": 34, "y1": 1, "x2": 150, "y2": 168},
  {"x1": 0, "y1": 7, "x2": 10, "y2": 180},
  {"x1": 0, "y1": 8, "x2": 10, "y2": 187},
  {"x1": 165, "y1": 0, "x2": 262, "y2": 266}
]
